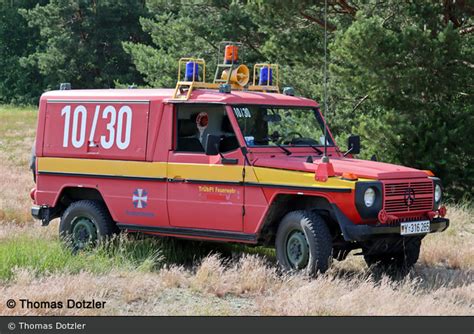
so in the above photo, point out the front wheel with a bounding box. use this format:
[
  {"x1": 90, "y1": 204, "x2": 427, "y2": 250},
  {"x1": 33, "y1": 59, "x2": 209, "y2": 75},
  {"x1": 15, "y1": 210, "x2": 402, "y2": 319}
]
[
  {"x1": 59, "y1": 200, "x2": 118, "y2": 251},
  {"x1": 275, "y1": 210, "x2": 333, "y2": 275}
]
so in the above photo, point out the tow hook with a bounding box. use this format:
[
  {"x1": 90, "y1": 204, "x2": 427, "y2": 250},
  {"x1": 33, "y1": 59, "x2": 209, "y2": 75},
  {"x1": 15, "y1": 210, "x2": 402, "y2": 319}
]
[
  {"x1": 438, "y1": 206, "x2": 447, "y2": 217},
  {"x1": 377, "y1": 210, "x2": 397, "y2": 224}
]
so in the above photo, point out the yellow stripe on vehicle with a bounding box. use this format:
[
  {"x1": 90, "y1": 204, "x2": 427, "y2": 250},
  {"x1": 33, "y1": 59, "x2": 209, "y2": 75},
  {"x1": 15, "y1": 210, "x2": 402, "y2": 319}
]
[
  {"x1": 253, "y1": 167, "x2": 356, "y2": 190},
  {"x1": 37, "y1": 157, "x2": 167, "y2": 179}
]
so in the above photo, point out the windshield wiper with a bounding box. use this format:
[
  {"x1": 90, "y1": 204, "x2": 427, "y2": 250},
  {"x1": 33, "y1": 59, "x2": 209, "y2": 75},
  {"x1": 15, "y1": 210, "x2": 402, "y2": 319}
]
[
  {"x1": 267, "y1": 131, "x2": 292, "y2": 155},
  {"x1": 275, "y1": 143, "x2": 292, "y2": 155},
  {"x1": 308, "y1": 144, "x2": 323, "y2": 155}
]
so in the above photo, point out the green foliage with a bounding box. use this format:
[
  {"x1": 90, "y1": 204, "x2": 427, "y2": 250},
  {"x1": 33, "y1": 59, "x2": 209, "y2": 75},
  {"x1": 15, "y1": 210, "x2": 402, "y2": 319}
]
[
  {"x1": 330, "y1": 2, "x2": 474, "y2": 199},
  {"x1": 0, "y1": 0, "x2": 48, "y2": 104},
  {"x1": 123, "y1": 0, "x2": 265, "y2": 87},
  {"x1": 19, "y1": 0, "x2": 150, "y2": 92}
]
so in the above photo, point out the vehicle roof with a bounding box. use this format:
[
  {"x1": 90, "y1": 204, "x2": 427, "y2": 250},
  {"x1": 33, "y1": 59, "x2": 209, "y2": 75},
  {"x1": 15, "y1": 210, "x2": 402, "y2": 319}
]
[{"x1": 41, "y1": 88, "x2": 319, "y2": 107}]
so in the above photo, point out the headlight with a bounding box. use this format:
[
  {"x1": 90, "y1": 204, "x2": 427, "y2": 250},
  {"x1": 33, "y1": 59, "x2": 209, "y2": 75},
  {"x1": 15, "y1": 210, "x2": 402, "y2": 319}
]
[
  {"x1": 364, "y1": 188, "x2": 376, "y2": 207},
  {"x1": 435, "y1": 184, "x2": 442, "y2": 203},
  {"x1": 355, "y1": 182, "x2": 382, "y2": 219}
]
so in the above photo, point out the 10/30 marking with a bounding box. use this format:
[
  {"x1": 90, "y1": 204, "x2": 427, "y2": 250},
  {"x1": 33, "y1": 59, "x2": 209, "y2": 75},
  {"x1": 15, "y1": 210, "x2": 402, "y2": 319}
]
[{"x1": 61, "y1": 105, "x2": 132, "y2": 150}]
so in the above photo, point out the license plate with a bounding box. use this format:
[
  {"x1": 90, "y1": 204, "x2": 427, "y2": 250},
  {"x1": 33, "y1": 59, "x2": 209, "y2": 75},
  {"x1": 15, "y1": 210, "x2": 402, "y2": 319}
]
[{"x1": 400, "y1": 220, "x2": 431, "y2": 235}]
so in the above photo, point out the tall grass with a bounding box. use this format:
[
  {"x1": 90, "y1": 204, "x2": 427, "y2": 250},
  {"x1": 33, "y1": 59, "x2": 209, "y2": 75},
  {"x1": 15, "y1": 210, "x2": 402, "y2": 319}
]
[
  {"x1": 0, "y1": 226, "x2": 274, "y2": 282},
  {"x1": 0, "y1": 105, "x2": 37, "y2": 224},
  {"x1": 0, "y1": 234, "x2": 162, "y2": 281},
  {"x1": 1, "y1": 252, "x2": 472, "y2": 316}
]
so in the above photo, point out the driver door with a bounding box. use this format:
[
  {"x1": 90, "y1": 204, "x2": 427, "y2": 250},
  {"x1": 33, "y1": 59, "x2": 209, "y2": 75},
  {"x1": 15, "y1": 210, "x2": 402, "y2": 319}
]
[{"x1": 166, "y1": 104, "x2": 245, "y2": 232}]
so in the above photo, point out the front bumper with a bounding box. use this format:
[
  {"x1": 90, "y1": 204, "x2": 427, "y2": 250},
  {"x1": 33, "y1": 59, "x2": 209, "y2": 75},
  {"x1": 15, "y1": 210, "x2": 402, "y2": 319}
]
[
  {"x1": 31, "y1": 205, "x2": 60, "y2": 226},
  {"x1": 31, "y1": 205, "x2": 43, "y2": 220},
  {"x1": 331, "y1": 205, "x2": 449, "y2": 242}
]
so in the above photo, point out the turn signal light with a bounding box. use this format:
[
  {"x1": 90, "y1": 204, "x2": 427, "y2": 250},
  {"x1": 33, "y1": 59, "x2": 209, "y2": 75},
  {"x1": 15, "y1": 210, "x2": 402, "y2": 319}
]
[
  {"x1": 423, "y1": 170, "x2": 435, "y2": 177},
  {"x1": 342, "y1": 172, "x2": 358, "y2": 181}
]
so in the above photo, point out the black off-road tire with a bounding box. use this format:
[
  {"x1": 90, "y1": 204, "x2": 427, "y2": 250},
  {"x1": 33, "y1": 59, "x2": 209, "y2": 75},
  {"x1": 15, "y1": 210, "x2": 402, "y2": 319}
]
[
  {"x1": 59, "y1": 200, "x2": 118, "y2": 251},
  {"x1": 275, "y1": 210, "x2": 333, "y2": 275},
  {"x1": 364, "y1": 238, "x2": 421, "y2": 277}
]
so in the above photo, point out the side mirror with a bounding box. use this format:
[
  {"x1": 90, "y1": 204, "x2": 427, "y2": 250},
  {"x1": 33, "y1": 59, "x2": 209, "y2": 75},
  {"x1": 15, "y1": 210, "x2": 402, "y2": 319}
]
[
  {"x1": 205, "y1": 134, "x2": 221, "y2": 156},
  {"x1": 347, "y1": 134, "x2": 360, "y2": 155}
]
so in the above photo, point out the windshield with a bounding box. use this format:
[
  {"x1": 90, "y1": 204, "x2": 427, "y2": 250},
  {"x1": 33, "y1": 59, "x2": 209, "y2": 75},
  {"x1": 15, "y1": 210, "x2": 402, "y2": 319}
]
[{"x1": 232, "y1": 105, "x2": 333, "y2": 148}]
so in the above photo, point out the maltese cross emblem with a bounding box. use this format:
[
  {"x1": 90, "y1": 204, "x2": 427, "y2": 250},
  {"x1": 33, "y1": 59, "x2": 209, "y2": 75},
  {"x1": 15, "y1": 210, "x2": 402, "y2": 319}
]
[{"x1": 132, "y1": 188, "x2": 148, "y2": 209}]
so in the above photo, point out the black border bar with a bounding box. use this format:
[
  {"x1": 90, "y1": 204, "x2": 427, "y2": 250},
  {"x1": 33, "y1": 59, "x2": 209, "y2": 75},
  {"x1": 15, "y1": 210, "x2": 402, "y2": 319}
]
[
  {"x1": 0, "y1": 316, "x2": 472, "y2": 334},
  {"x1": 38, "y1": 171, "x2": 167, "y2": 182}
]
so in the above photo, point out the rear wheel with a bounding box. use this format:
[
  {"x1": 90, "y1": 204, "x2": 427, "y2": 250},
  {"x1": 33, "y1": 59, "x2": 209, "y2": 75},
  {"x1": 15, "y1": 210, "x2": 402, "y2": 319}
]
[
  {"x1": 59, "y1": 200, "x2": 118, "y2": 251},
  {"x1": 275, "y1": 210, "x2": 333, "y2": 275},
  {"x1": 364, "y1": 238, "x2": 421, "y2": 277}
]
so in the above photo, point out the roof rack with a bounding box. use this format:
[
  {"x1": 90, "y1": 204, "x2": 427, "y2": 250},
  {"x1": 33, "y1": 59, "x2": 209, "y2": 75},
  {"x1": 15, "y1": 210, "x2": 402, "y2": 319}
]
[
  {"x1": 172, "y1": 42, "x2": 280, "y2": 100},
  {"x1": 173, "y1": 58, "x2": 217, "y2": 100},
  {"x1": 248, "y1": 63, "x2": 280, "y2": 93}
]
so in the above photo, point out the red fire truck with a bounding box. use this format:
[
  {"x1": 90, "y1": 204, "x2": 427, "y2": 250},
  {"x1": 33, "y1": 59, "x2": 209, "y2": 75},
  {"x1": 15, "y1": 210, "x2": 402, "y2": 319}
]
[{"x1": 31, "y1": 43, "x2": 448, "y2": 275}]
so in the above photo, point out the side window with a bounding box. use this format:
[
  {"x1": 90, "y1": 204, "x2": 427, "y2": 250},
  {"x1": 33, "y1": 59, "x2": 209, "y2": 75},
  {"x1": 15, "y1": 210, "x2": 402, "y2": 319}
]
[{"x1": 175, "y1": 105, "x2": 239, "y2": 153}]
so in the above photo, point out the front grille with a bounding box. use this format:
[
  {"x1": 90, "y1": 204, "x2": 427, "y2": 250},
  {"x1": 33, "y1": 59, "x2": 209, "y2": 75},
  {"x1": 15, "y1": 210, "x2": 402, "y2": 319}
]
[
  {"x1": 384, "y1": 216, "x2": 426, "y2": 226},
  {"x1": 382, "y1": 179, "x2": 434, "y2": 214}
]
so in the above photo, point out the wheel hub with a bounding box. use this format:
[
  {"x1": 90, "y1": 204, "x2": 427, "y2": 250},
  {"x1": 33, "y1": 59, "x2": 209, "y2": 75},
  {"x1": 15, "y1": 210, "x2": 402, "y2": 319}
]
[
  {"x1": 286, "y1": 230, "x2": 309, "y2": 269},
  {"x1": 72, "y1": 217, "x2": 97, "y2": 250}
]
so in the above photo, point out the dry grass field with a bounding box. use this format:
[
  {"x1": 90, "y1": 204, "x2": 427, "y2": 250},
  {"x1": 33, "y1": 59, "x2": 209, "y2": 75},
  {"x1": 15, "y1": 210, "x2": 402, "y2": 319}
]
[{"x1": 0, "y1": 105, "x2": 472, "y2": 316}]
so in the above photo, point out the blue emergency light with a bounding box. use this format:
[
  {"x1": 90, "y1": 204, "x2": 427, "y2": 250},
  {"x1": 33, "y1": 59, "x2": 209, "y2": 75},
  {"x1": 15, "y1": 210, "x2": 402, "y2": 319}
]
[
  {"x1": 259, "y1": 67, "x2": 273, "y2": 86},
  {"x1": 185, "y1": 61, "x2": 199, "y2": 81}
]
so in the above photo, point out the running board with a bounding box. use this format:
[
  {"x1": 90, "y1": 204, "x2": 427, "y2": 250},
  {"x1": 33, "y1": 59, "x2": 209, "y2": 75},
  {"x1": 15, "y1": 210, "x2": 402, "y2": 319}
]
[{"x1": 117, "y1": 223, "x2": 257, "y2": 243}]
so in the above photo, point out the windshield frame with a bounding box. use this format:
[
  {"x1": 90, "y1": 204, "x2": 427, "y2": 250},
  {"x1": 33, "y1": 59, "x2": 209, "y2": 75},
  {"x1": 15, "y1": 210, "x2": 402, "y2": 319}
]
[{"x1": 229, "y1": 104, "x2": 337, "y2": 150}]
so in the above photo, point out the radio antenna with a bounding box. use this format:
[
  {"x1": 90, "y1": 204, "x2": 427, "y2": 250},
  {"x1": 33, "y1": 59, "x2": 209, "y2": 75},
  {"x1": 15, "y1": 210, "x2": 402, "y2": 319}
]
[
  {"x1": 315, "y1": 0, "x2": 335, "y2": 182},
  {"x1": 323, "y1": 0, "x2": 328, "y2": 161}
]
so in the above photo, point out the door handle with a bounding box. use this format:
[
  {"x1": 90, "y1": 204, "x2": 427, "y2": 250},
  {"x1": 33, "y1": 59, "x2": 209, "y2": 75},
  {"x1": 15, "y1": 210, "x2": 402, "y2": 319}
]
[{"x1": 168, "y1": 176, "x2": 186, "y2": 183}]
